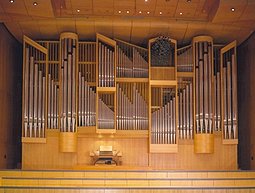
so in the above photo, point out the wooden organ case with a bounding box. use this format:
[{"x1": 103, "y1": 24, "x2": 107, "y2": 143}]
[{"x1": 22, "y1": 33, "x2": 238, "y2": 170}]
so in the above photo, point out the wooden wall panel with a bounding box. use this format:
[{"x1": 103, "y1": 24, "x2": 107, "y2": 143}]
[
  {"x1": 0, "y1": 24, "x2": 22, "y2": 169},
  {"x1": 22, "y1": 133, "x2": 237, "y2": 170},
  {"x1": 238, "y1": 31, "x2": 255, "y2": 170},
  {"x1": 22, "y1": 135, "x2": 149, "y2": 169},
  {"x1": 22, "y1": 135, "x2": 77, "y2": 169},
  {"x1": 150, "y1": 133, "x2": 237, "y2": 170}
]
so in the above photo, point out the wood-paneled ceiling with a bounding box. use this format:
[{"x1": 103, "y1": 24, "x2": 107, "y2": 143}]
[{"x1": 0, "y1": 0, "x2": 255, "y2": 46}]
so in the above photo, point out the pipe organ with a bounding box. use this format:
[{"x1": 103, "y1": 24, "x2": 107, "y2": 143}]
[{"x1": 22, "y1": 32, "x2": 239, "y2": 169}]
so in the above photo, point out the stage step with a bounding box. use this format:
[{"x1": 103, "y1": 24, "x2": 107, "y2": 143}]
[
  {"x1": 1, "y1": 170, "x2": 255, "y2": 179},
  {"x1": 0, "y1": 170, "x2": 255, "y2": 189}
]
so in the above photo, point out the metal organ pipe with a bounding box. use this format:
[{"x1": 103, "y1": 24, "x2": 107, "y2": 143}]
[
  {"x1": 24, "y1": 48, "x2": 29, "y2": 137},
  {"x1": 213, "y1": 45, "x2": 222, "y2": 132},
  {"x1": 98, "y1": 94, "x2": 114, "y2": 129},
  {"x1": 193, "y1": 37, "x2": 214, "y2": 134},
  {"x1": 77, "y1": 43, "x2": 96, "y2": 127},
  {"x1": 116, "y1": 40, "x2": 148, "y2": 78},
  {"x1": 98, "y1": 42, "x2": 115, "y2": 87},
  {"x1": 177, "y1": 79, "x2": 193, "y2": 139},
  {"x1": 151, "y1": 88, "x2": 176, "y2": 144},
  {"x1": 232, "y1": 54, "x2": 237, "y2": 139},
  {"x1": 38, "y1": 70, "x2": 42, "y2": 137},
  {"x1": 60, "y1": 33, "x2": 78, "y2": 133},
  {"x1": 227, "y1": 61, "x2": 231, "y2": 139},
  {"x1": 177, "y1": 46, "x2": 193, "y2": 72},
  {"x1": 222, "y1": 47, "x2": 237, "y2": 140},
  {"x1": 116, "y1": 83, "x2": 148, "y2": 130},
  {"x1": 23, "y1": 44, "x2": 46, "y2": 138}
]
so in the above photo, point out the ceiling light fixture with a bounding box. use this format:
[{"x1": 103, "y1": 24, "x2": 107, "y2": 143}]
[
  {"x1": 127, "y1": 10, "x2": 130, "y2": 13},
  {"x1": 147, "y1": 11, "x2": 150, "y2": 14},
  {"x1": 118, "y1": 10, "x2": 121, "y2": 13},
  {"x1": 231, "y1": 8, "x2": 235, "y2": 12},
  {"x1": 77, "y1": 9, "x2": 80, "y2": 13},
  {"x1": 9, "y1": 0, "x2": 14, "y2": 3},
  {"x1": 33, "y1": 2, "x2": 38, "y2": 6},
  {"x1": 139, "y1": 11, "x2": 142, "y2": 14},
  {"x1": 159, "y1": 11, "x2": 162, "y2": 15},
  {"x1": 145, "y1": 0, "x2": 148, "y2": 2},
  {"x1": 180, "y1": 12, "x2": 183, "y2": 15},
  {"x1": 187, "y1": 0, "x2": 191, "y2": 2}
]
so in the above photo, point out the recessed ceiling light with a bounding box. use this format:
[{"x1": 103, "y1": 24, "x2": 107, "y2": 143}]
[
  {"x1": 127, "y1": 10, "x2": 130, "y2": 13},
  {"x1": 159, "y1": 11, "x2": 162, "y2": 15},
  {"x1": 187, "y1": 0, "x2": 191, "y2": 2},
  {"x1": 118, "y1": 10, "x2": 121, "y2": 13},
  {"x1": 145, "y1": 0, "x2": 148, "y2": 2},
  {"x1": 77, "y1": 9, "x2": 80, "y2": 13},
  {"x1": 231, "y1": 8, "x2": 235, "y2": 12},
  {"x1": 147, "y1": 11, "x2": 150, "y2": 14},
  {"x1": 180, "y1": 12, "x2": 183, "y2": 15},
  {"x1": 139, "y1": 11, "x2": 142, "y2": 14},
  {"x1": 9, "y1": 0, "x2": 14, "y2": 3},
  {"x1": 33, "y1": 2, "x2": 38, "y2": 6}
]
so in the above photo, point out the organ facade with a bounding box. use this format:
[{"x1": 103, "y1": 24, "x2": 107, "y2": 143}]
[{"x1": 21, "y1": 32, "x2": 238, "y2": 170}]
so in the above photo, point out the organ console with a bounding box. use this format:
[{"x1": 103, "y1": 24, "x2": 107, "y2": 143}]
[{"x1": 21, "y1": 32, "x2": 238, "y2": 169}]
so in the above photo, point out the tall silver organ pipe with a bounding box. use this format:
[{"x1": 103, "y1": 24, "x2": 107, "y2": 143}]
[
  {"x1": 98, "y1": 93, "x2": 115, "y2": 129},
  {"x1": 60, "y1": 33, "x2": 78, "y2": 133},
  {"x1": 193, "y1": 36, "x2": 214, "y2": 134},
  {"x1": 46, "y1": 41, "x2": 60, "y2": 130},
  {"x1": 98, "y1": 42, "x2": 115, "y2": 87},
  {"x1": 222, "y1": 45, "x2": 237, "y2": 140},
  {"x1": 116, "y1": 39, "x2": 148, "y2": 78},
  {"x1": 23, "y1": 42, "x2": 47, "y2": 138},
  {"x1": 151, "y1": 88, "x2": 176, "y2": 144},
  {"x1": 78, "y1": 73, "x2": 96, "y2": 127},
  {"x1": 77, "y1": 43, "x2": 96, "y2": 127},
  {"x1": 213, "y1": 45, "x2": 222, "y2": 131},
  {"x1": 178, "y1": 78, "x2": 193, "y2": 139},
  {"x1": 177, "y1": 45, "x2": 193, "y2": 72},
  {"x1": 116, "y1": 83, "x2": 148, "y2": 130}
]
